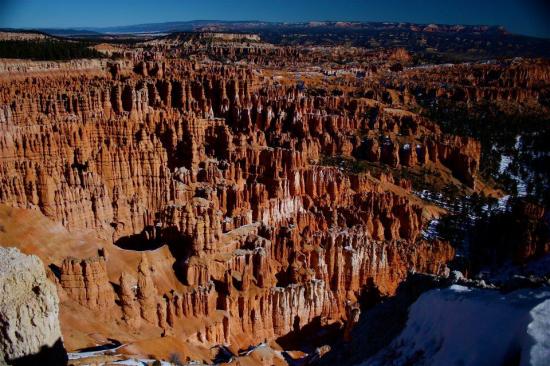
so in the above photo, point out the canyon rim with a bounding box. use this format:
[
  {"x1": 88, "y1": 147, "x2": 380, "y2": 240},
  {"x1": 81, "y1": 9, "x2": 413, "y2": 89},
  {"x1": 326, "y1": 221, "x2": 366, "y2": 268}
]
[{"x1": 0, "y1": 2, "x2": 550, "y2": 366}]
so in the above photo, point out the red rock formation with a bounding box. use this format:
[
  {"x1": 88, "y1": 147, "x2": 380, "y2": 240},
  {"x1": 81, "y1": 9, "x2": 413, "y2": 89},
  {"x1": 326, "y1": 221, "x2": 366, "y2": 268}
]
[
  {"x1": 119, "y1": 272, "x2": 141, "y2": 329},
  {"x1": 7, "y1": 41, "x2": 544, "y2": 359},
  {"x1": 137, "y1": 255, "x2": 158, "y2": 324},
  {"x1": 59, "y1": 253, "x2": 115, "y2": 311}
]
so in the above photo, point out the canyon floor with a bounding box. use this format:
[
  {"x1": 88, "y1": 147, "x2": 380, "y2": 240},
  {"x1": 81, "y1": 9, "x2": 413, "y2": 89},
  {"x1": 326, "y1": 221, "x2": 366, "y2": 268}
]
[{"x1": 0, "y1": 23, "x2": 549, "y2": 366}]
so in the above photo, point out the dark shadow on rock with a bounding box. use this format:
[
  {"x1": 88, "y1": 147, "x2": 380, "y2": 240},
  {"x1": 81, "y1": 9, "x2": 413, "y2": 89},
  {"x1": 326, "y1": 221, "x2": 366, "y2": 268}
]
[
  {"x1": 114, "y1": 226, "x2": 164, "y2": 251},
  {"x1": 114, "y1": 225, "x2": 194, "y2": 285},
  {"x1": 212, "y1": 345, "x2": 234, "y2": 364},
  {"x1": 6, "y1": 338, "x2": 67, "y2": 366},
  {"x1": 275, "y1": 268, "x2": 293, "y2": 288},
  {"x1": 48, "y1": 263, "x2": 61, "y2": 279},
  {"x1": 161, "y1": 226, "x2": 193, "y2": 284},
  {"x1": 76, "y1": 338, "x2": 121, "y2": 353},
  {"x1": 470, "y1": 198, "x2": 550, "y2": 272},
  {"x1": 276, "y1": 316, "x2": 342, "y2": 354},
  {"x1": 110, "y1": 281, "x2": 121, "y2": 296},
  {"x1": 315, "y1": 273, "x2": 447, "y2": 366},
  {"x1": 358, "y1": 277, "x2": 382, "y2": 309}
]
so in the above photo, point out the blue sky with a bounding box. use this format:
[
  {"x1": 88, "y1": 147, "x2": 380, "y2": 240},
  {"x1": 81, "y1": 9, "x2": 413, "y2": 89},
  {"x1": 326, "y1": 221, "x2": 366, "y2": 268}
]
[{"x1": 1, "y1": 0, "x2": 549, "y2": 38}]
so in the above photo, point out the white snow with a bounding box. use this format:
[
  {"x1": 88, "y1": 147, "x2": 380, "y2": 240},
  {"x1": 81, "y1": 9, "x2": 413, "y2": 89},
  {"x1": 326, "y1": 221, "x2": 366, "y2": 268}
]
[
  {"x1": 110, "y1": 359, "x2": 171, "y2": 365},
  {"x1": 421, "y1": 219, "x2": 440, "y2": 240},
  {"x1": 67, "y1": 344, "x2": 123, "y2": 360},
  {"x1": 499, "y1": 154, "x2": 512, "y2": 174},
  {"x1": 362, "y1": 285, "x2": 550, "y2": 366},
  {"x1": 496, "y1": 135, "x2": 532, "y2": 197},
  {"x1": 67, "y1": 343, "x2": 172, "y2": 365}
]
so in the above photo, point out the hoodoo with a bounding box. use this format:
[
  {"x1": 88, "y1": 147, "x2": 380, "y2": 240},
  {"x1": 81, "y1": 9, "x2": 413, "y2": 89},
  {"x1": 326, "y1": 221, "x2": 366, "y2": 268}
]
[{"x1": 0, "y1": 10, "x2": 549, "y2": 366}]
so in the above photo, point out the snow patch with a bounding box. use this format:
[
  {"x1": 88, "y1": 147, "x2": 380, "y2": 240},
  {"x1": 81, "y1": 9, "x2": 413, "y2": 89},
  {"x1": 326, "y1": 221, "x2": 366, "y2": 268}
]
[{"x1": 362, "y1": 286, "x2": 550, "y2": 366}]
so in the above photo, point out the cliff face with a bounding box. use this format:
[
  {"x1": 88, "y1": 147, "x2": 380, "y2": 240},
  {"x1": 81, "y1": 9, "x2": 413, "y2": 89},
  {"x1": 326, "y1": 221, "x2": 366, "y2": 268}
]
[
  {"x1": 0, "y1": 247, "x2": 67, "y2": 365},
  {"x1": 59, "y1": 253, "x2": 116, "y2": 310},
  {"x1": 0, "y1": 73, "x2": 481, "y2": 237},
  {"x1": 0, "y1": 55, "x2": 467, "y2": 352}
]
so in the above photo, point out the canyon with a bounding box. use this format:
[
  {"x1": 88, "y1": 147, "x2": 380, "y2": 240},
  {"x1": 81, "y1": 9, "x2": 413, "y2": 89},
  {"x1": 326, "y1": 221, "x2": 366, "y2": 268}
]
[{"x1": 0, "y1": 26, "x2": 549, "y2": 365}]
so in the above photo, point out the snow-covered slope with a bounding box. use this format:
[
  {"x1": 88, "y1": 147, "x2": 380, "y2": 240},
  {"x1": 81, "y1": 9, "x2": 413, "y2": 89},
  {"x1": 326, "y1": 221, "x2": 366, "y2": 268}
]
[{"x1": 362, "y1": 285, "x2": 550, "y2": 366}]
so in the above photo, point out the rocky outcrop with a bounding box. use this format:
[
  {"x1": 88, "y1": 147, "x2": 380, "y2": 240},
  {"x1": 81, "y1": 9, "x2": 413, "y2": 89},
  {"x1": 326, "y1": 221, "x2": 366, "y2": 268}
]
[
  {"x1": 0, "y1": 247, "x2": 67, "y2": 365},
  {"x1": 356, "y1": 110, "x2": 481, "y2": 188},
  {"x1": 59, "y1": 253, "x2": 115, "y2": 311},
  {"x1": 119, "y1": 272, "x2": 141, "y2": 329},
  {"x1": 137, "y1": 255, "x2": 159, "y2": 324}
]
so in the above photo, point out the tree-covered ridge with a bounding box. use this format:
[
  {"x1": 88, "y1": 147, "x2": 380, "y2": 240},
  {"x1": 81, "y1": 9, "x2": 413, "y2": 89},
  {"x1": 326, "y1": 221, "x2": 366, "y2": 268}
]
[{"x1": 0, "y1": 40, "x2": 103, "y2": 60}]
